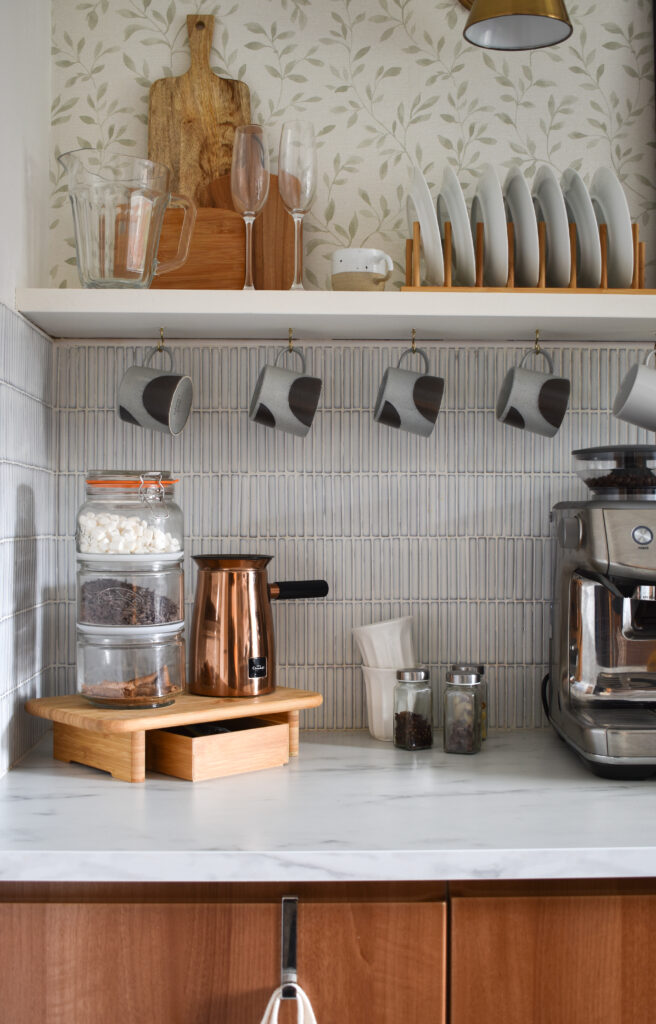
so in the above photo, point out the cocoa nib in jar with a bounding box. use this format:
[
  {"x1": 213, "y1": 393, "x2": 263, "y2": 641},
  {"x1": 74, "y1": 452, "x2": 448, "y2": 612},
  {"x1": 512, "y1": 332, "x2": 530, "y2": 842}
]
[
  {"x1": 80, "y1": 578, "x2": 181, "y2": 626},
  {"x1": 394, "y1": 711, "x2": 433, "y2": 750}
]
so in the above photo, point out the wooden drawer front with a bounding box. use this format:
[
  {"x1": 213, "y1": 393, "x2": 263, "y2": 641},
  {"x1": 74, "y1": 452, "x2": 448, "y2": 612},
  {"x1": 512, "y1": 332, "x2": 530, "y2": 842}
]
[
  {"x1": 0, "y1": 898, "x2": 446, "y2": 1024},
  {"x1": 145, "y1": 718, "x2": 289, "y2": 781},
  {"x1": 451, "y1": 894, "x2": 656, "y2": 1024}
]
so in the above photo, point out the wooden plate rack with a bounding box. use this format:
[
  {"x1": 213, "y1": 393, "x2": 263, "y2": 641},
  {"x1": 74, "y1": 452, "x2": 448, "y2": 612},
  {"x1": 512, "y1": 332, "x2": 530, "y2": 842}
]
[{"x1": 403, "y1": 219, "x2": 649, "y2": 292}]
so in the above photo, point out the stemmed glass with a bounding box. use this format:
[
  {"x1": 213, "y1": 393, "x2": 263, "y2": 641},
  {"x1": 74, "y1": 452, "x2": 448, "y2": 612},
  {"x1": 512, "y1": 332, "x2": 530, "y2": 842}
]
[
  {"x1": 278, "y1": 121, "x2": 317, "y2": 291},
  {"x1": 230, "y1": 125, "x2": 270, "y2": 290}
]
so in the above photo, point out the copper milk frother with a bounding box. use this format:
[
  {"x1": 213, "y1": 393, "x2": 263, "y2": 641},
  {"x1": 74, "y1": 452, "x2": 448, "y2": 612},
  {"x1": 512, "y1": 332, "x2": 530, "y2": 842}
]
[{"x1": 189, "y1": 555, "x2": 329, "y2": 697}]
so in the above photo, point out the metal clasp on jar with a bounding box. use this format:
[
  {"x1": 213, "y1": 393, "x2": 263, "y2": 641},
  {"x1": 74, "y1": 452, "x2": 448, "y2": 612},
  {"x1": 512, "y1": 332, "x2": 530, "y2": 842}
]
[{"x1": 139, "y1": 472, "x2": 169, "y2": 521}]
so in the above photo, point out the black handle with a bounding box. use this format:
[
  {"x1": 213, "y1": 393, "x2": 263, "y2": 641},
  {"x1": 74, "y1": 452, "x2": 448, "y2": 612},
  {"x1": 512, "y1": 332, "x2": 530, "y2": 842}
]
[{"x1": 272, "y1": 579, "x2": 329, "y2": 600}]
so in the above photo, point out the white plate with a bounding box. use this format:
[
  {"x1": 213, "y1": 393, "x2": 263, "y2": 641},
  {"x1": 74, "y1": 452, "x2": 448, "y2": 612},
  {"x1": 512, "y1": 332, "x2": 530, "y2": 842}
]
[
  {"x1": 436, "y1": 167, "x2": 476, "y2": 286},
  {"x1": 560, "y1": 169, "x2": 601, "y2": 288},
  {"x1": 503, "y1": 166, "x2": 539, "y2": 288},
  {"x1": 470, "y1": 165, "x2": 508, "y2": 287},
  {"x1": 406, "y1": 166, "x2": 444, "y2": 286},
  {"x1": 589, "y1": 167, "x2": 634, "y2": 288},
  {"x1": 531, "y1": 165, "x2": 571, "y2": 287}
]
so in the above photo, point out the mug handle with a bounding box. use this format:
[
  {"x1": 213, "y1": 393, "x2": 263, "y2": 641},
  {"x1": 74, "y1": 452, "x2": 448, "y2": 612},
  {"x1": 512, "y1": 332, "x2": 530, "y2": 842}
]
[
  {"x1": 154, "y1": 194, "x2": 197, "y2": 276},
  {"x1": 144, "y1": 345, "x2": 174, "y2": 371},
  {"x1": 274, "y1": 345, "x2": 307, "y2": 372},
  {"x1": 645, "y1": 350, "x2": 656, "y2": 368},
  {"x1": 519, "y1": 347, "x2": 554, "y2": 374},
  {"x1": 397, "y1": 347, "x2": 430, "y2": 373}
]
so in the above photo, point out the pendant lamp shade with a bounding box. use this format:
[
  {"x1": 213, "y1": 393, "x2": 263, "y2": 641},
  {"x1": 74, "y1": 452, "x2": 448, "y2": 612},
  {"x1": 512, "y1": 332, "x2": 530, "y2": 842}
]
[{"x1": 463, "y1": 0, "x2": 572, "y2": 50}]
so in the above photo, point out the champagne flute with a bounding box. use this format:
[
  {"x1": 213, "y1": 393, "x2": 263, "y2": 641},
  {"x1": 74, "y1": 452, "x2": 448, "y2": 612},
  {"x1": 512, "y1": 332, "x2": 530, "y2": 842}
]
[
  {"x1": 230, "y1": 125, "x2": 270, "y2": 290},
  {"x1": 278, "y1": 120, "x2": 317, "y2": 290}
]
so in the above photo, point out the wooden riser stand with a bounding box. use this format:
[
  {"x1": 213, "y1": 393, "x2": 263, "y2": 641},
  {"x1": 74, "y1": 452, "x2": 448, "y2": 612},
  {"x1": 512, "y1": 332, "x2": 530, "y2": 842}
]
[
  {"x1": 25, "y1": 688, "x2": 322, "y2": 783},
  {"x1": 403, "y1": 219, "x2": 649, "y2": 292}
]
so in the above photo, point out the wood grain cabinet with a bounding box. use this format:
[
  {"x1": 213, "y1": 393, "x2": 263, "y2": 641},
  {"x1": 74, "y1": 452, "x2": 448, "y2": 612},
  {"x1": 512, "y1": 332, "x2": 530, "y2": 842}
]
[
  {"x1": 450, "y1": 881, "x2": 656, "y2": 1024},
  {"x1": 0, "y1": 883, "x2": 447, "y2": 1024}
]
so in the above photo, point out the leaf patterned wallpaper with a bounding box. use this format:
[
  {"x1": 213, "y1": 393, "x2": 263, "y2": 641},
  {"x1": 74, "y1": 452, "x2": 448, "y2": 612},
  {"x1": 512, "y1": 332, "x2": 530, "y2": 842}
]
[{"x1": 50, "y1": 0, "x2": 655, "y2": 289}]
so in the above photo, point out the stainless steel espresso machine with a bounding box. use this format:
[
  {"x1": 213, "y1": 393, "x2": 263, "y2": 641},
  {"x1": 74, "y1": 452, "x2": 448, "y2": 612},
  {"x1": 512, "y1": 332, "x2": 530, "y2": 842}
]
[{"x1": 545, "y1": 446, "x2": 656, "y2": 778}]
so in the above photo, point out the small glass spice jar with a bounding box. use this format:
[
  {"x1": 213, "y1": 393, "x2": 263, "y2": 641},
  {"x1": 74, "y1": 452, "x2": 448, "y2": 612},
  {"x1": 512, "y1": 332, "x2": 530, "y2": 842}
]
[
  {"x1": 393, "y1": 668, "x2": 433, "y2": 750},
  {"x1": 443, "y1": 665, "x2": 483, "y2": 755}
]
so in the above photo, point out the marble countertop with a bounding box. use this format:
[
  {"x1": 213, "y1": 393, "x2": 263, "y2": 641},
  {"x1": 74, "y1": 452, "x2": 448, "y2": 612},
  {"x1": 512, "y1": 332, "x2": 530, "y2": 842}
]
[{"x1": 1, "y1": 729, "x2": 656, "y2": 883}]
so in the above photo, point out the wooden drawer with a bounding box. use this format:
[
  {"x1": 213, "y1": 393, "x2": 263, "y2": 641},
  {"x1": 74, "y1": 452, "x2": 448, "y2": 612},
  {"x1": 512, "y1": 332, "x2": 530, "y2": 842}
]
[{"x1": 145, "y1": 716, "x2": 289, "y2": 781}]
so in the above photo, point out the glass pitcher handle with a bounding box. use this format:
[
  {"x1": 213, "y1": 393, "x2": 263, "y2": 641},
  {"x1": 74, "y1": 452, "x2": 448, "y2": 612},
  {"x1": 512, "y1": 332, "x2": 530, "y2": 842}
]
[{"x1": 154, "y1": 194, "x2": 197, "y2": 276}]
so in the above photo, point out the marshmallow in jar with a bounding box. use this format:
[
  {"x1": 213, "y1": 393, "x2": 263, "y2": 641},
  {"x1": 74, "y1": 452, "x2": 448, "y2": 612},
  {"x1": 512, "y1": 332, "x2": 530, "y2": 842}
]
[{"x1": 76, "y1": 472, "x2": 183, "y2": 556}]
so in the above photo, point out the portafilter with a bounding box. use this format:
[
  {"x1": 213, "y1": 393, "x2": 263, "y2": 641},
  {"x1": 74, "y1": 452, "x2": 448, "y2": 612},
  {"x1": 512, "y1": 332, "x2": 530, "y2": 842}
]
[{"x1": 189, "y1": 555, "x2": 329, "y2": 697}]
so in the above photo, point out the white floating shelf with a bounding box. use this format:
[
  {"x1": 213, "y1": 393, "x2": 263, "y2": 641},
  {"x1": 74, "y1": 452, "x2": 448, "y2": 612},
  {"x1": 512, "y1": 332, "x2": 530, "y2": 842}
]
[{"x1": 14, "y1": 287, "x2": 656, "y2": 343}]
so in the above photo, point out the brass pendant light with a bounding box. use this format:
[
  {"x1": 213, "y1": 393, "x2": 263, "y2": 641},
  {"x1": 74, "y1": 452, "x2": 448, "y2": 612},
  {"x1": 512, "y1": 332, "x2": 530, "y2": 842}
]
[{"x1": 460, "y1": 0, "x2": 572, "y2": 51}]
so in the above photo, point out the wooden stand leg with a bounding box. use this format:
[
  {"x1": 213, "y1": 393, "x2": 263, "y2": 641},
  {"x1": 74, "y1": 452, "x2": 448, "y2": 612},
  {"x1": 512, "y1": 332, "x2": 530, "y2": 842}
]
[
  {"x1": 639, "y1": 241, "x2": 646, "y2": 289},
  {"x1": 412, "y1": 221, "x2": 421, "y2": 287},
  {"x1": 405, "y1": 238, "x2": 412, "y2": 287},
  {"x1": 537, "y1": 222, "x2": 547, "y2": 288},
  {"x1": 506, "y1": 222, "x2": 514, "y2": 288},
  {"x1": 288, "y1": 711, "x2": 300, "y2": 757},
  {"x1": 475, "y1": 222, "x2": 484, "y2": 287},
  {"x1": 632, "y1": 223, "x2": 640, "y2": 289},
  {"x1": 443, "y1": 220, "x2": 452, "y2": 287},
  {"x1": 568, "y1": 223, "x2": 577, "y2": 289},
  {"x1": 599, "y1": 223, "x2": 608, "y2": 289},
  {"x1": 53, "y1": 723, "x2": 146, "y2": 783}
]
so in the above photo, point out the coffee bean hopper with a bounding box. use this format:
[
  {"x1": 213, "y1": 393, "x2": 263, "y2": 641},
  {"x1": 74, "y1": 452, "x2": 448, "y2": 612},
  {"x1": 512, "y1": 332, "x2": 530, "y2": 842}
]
[{"x1": 189, "y1": 555, "x2": 329, "y2": 697}]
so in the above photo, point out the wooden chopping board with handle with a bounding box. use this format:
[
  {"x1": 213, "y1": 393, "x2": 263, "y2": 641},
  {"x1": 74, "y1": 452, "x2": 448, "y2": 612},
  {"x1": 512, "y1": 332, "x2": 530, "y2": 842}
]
[{"x1": 148, "y1": 13, "x2": 251, "y2": 205}]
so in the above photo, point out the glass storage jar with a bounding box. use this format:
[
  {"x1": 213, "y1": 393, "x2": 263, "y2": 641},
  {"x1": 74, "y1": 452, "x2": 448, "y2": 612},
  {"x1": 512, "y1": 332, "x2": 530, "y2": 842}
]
[
  {"x1": 77, "y1": 556, "x2": 184, "y2": 627},
  {"x1": 77, "y1": 623, "x2": 186, "y2": 708},
  {"x1": 443, "y1": 665, "x2": 483, "y2": 754},
  {"x1": 393, "y1": 668, "x2": 433, "y2": 750},
  {"x1": 76, "y1": 471, "x2": 183, "y2": 556}
]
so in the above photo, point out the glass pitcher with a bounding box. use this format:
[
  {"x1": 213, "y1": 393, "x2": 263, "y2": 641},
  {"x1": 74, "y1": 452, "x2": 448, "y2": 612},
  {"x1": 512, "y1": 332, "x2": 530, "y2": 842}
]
[{"x1": 58, "y1": 149, "x2": 196, "y2": 288}]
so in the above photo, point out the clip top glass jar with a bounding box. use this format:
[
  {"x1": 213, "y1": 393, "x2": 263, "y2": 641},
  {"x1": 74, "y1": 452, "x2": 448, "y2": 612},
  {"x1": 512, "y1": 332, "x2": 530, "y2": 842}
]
[
  {"x1": 394, "y1": 668, "x2": 433, "y2": 750},
  {"x1": 77, "y1": 471, "x2": 183, "y2": 557},
  {"x1": 443, "y1": 664, "x2": 483, "y2": 754}
]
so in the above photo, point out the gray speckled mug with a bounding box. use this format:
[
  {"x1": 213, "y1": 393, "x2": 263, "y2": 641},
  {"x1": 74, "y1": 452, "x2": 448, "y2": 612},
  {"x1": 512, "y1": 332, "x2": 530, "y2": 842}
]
[
  {"x1": 496, "y1": 347, "x2": 570, "y2": 437},
  {"x1": 118, "y1": 345, "x2": 193, "y2": 436},
  {"x1": 249, "y1": 345, "x2": 322, "y2": 437},
  {"x1": 374, "y1": 348, "x2": 444, "y2": 437}
]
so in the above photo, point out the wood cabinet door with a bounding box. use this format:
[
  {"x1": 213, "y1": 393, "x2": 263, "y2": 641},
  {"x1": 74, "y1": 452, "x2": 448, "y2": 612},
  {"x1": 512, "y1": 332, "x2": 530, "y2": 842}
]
[
  {"x1": 451, "y1": 892, "x2": 656, "y2": 1024},
  {"x1": 0, "y1": 896, "x2": 446, "y2": 1024}
]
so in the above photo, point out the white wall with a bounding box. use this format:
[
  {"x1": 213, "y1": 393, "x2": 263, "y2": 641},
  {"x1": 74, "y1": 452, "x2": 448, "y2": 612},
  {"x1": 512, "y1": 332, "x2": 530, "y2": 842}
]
[{"x1": 0, "y1": 0, "x2": 51, "y2": 306}]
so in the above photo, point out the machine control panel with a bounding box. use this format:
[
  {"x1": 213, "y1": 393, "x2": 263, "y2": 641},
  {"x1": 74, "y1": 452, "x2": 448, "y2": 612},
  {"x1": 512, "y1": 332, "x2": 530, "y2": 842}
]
[
  {"x1": 632, "y1": 525, "x2": 653, "y2": 546},
  {"x1": 603, "y1": 509, "x2": 656, "y2": 578}
]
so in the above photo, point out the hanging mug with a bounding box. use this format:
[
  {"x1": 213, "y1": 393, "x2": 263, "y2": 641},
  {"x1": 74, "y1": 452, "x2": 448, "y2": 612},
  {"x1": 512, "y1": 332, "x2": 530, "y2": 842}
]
[
  {"x1": 249, "y1": 345, "x2": 322, "y2": 437},
  {"x1": 613, "y1": 349, "x2": 656, "y2": 431},
  {"x1": 373, "y1": 347, "x2": 444, "y2": 437},
  {"x1": 118, "y1": 345, "x2": 193, "y2": 436},
  {"x1": 496, "y1": 346, "x2": 570, "y2": 437}
]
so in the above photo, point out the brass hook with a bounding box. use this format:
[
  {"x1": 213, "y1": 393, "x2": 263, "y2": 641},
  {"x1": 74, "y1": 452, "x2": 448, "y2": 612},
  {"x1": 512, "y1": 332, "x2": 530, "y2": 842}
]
[
  {"x1": 288, "y1": 327, "x2": 294, "y2": 353},
  {"x1": 158, "y1": 327, "x2": 165, "y2": 353},
  {"x1": 411, "y1": 328, "x2": 416, "y2": 353},
  {"x1": 534, "y1": 329, "x2": 541, "y2": 355}
]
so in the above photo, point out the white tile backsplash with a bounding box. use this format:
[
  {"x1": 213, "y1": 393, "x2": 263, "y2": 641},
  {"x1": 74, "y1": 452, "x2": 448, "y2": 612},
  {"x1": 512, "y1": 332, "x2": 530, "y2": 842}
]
[
  {"x1": 50, "y1": 337, "x2": 655, "y2": 734},
  {"x1": 0, "y1": 303, "x2": 55, "y2": 776}
]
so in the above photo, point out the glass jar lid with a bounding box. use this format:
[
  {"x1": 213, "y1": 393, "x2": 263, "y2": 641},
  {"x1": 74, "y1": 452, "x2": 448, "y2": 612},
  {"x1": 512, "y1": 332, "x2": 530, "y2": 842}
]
[
  {"x1": 447, "y1": 664, "x2": 485, "y2": 685},
  {"x1": 396, "y1": 667, "x2": 430, "y2": 682},
  {"x1": 86, "y1": 470, "x2": 178, "y2": 489}
]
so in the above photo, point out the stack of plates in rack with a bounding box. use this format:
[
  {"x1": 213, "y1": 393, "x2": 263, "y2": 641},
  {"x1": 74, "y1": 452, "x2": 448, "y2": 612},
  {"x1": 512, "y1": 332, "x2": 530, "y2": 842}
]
[{"x1": 406, "y1": 161, "x2": 636, "y2": 288}]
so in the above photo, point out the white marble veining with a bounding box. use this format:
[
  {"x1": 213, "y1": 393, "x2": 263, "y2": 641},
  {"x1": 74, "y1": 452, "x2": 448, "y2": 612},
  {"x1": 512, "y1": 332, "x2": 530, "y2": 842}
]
[{"x1": 2, "y1": 729, "x2": 656, "y2": 882}]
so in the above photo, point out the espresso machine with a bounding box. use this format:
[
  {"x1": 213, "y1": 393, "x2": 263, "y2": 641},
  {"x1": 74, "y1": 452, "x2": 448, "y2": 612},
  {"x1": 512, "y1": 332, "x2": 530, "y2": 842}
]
[{"x1": 545, "y1": 446, "x2": 656, "y2": 778}]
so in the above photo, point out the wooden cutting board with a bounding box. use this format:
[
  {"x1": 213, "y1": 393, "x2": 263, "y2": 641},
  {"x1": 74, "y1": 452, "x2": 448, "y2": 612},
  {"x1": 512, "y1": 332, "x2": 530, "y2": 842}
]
[
  {"x1": 148, "y1": 14, "x2": 251, "y2": 204},
  {"x1": 152, "y1": 174, "x2": 297, "y2": 289}
]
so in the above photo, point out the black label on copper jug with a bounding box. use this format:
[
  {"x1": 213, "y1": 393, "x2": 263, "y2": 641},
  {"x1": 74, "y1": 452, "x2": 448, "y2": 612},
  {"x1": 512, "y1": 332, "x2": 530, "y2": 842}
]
[{"x1": 248, "y1": 657, "x2": 267, "y2": 678}]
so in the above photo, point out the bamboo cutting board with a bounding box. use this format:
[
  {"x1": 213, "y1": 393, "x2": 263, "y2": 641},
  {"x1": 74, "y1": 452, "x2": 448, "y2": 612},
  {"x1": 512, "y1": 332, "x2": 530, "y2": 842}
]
[
  {"x1": 152, "y1": 174, "x2": 298, "y2": 290},
  {"x1": 148, "y1": 14, "x2": 251, "y2": 204}
]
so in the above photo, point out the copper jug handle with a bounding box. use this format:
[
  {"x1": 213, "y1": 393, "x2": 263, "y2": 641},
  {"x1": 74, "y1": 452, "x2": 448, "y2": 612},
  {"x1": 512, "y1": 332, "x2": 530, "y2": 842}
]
[{"x1": 269, "y1": 580, "x2": 329, "y2": 600}]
